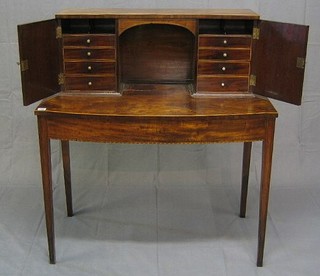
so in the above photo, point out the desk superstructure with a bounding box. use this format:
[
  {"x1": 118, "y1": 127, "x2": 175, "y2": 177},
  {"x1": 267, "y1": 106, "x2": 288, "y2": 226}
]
[{"x1": 18, "y1": 9, "x2": 308, "y2": 266}]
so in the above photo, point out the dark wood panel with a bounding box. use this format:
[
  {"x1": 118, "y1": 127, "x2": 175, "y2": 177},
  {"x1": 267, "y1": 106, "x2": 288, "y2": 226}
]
[
  {"x1": 64, "y1": 61, "x2": 115, "y2": 74},
  {"x1": 252, "y1": 20, "x2": 309, "y2": 105},
  {"x1": 35, "y1": 84, "x2": 277, "y2": 117},
  {"x1": 64, "y1": 48, "x2": 115, "y2": 60},
  {"x1": 55, "y1": 9, "x2": 260, "y2": 20},
  {"x1": 46, "y1": 115, "x2": 267, "y2": 144},
  {"x1": 18, "y1": 19, "x2": 60, "y2": 105},
  {"x1": 63, "y1": 34, "x2": 115, "y2": 47},
  {"x1": 198, "y1": 19, "x2": 254, "y2": 35},
  {"x1": 65, "y1": 75, "x2": 116, "y2": 90},
  {"x1": 198, "y1": 61, "x2": 250, "y2": 75},
  {"x1": 199, "y1": 48, "x2": 251, "y2": 60},
  {"x1": 119, "y1": 24, "x2": 195, "y2": 83},
  {"x1": 199, "y1": 35, "x2": 251, "y2": 48},
  {"x1": 61, "y1": 18, "x2": 116, "y2": 34},
  {"x1": 197, "y1": 76, "x2": 249, "y2": 92},
  {"x1": 118, "y1": 19, "x2": 197, "y2": 35}
]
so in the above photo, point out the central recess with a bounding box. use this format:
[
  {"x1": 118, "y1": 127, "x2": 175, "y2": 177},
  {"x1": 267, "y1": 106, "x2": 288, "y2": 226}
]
[{"x1": 119, "y1": 24, "x2": 195, "y2": 86}]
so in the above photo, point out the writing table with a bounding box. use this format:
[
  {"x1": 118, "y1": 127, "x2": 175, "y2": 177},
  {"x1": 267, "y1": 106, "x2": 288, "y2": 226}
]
[
  {"x1": 17, "y1": 8, "x2": 308, "y2": 267},
  {"x1": 35, "y1": 84, "x2": 277, "y2": 266}
]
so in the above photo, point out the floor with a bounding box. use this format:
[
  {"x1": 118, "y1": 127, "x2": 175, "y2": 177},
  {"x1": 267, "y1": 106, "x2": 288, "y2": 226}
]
[{"x1": 1, "y1": 148, "x2": 320, "y2": 275}]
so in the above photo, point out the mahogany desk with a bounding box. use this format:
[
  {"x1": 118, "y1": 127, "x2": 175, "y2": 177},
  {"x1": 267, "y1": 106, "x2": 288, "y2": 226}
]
[
  {"x1": 35, "y1": 84, "x2": 277, "y2": 266},
  {"x1": 17, "y1": 7, "x2": 308, "y2": 269}
]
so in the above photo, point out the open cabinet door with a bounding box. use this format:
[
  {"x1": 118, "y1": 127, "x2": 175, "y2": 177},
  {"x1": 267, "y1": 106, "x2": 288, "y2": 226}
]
[
  {"x1": 252, "y1": 20, "x2": 308, "y2": 105},
  {"x1": 18, "y1": 19, "x2": 61, "y2": 106}
]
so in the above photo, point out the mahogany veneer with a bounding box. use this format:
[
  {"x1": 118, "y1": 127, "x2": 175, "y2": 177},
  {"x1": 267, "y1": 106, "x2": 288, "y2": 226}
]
[{"x1": 17, "y1": 9, "x2": 308, "y2": 267}]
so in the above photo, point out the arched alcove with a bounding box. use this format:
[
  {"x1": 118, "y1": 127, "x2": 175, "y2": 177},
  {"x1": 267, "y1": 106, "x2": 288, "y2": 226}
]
[{"x1": 119, "y1": 24, "x2": 196, "y2": 86}]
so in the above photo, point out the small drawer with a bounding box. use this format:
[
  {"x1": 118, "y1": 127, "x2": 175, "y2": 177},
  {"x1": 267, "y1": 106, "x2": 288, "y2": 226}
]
[
  {"x1": 63, "y1": 34, "x2": 115, "y2": 47},
  {"x1": 64, "y1": 61, "x2": 116, "y2": 74},
  {"x1": 197, "y1": 76, "x2": 249, "y2": 92},
  {"x1": 199, "y1": 35, "x2": 252, "y2": 48},
  {"x1": 198, "y1": 48, "x2": 251, "y2": 61},
  {"x1": 197, "y1": 61, "x2": 250, "y2": 75},
  {"x1": 64, "y1": 48, "x2": 115, "y2": 60},
  {"x1": 65, "y1": 76, "x2": 116, "y2": 91}
]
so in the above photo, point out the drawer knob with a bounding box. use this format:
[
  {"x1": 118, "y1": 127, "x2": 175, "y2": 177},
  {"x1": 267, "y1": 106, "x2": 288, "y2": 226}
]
[
  {"x1": 221, "y1": 82, "x2": 225, "y2": 87},
  {"x1": 223, "y1": 40, "x2": 227, "y2": 44},
  {"x1": 87, "y1": 39, "x2": 91, "y2": 44},
  {"x1": 223, "y1": 52, "x2": 228, "y2": 58},
  {"x1": 87, "y1": 65, "x2": 92, "y2": 71},
  {"x1": 88, "y1": 81, "x2": 92, "y2": 86},
  {"x1": 222, "y1": 66, "x2": 226, "y2": 71},
  {"x1": 87, "y1": 51, "x2": 91, "y2": 57}
]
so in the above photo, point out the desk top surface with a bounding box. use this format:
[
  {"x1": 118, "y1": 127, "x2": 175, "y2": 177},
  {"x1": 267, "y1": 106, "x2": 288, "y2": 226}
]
[
  {"x1": 56, "y1": 8, "x2": 259, "y2": 19},
  {"x1": 35, "y1": 84, "x2": 278, "y2": 119}
]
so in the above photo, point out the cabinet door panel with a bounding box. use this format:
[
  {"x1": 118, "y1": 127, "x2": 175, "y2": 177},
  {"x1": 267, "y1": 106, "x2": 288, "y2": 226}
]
[
  {"x1": 18, "y1": 19, "x2": 60, "y2": 106},
  {"x1": 252, "y1": 20, "x2": 308, "y2": 105}
]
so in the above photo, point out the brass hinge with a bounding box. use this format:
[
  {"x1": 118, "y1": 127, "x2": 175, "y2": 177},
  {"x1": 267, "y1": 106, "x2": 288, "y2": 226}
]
[
  {"x1": 250, "y1": 74, "x2": 256, "y2": 86},
  {"x1": 296, "y1": 57, "x2": 306, "y2": 69},
  {"x1": 20, "y1": 59, "x2": 29, "y2": 72},
  {"x1": 56, "y1": 26, "x2": 62, "y2": 39},
  {"x1": 253, "y1": 27, "x2": 260, "y2": 40},
  {"x1": 58, "y1": 73, "x2": 65, "y2": 85}
]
